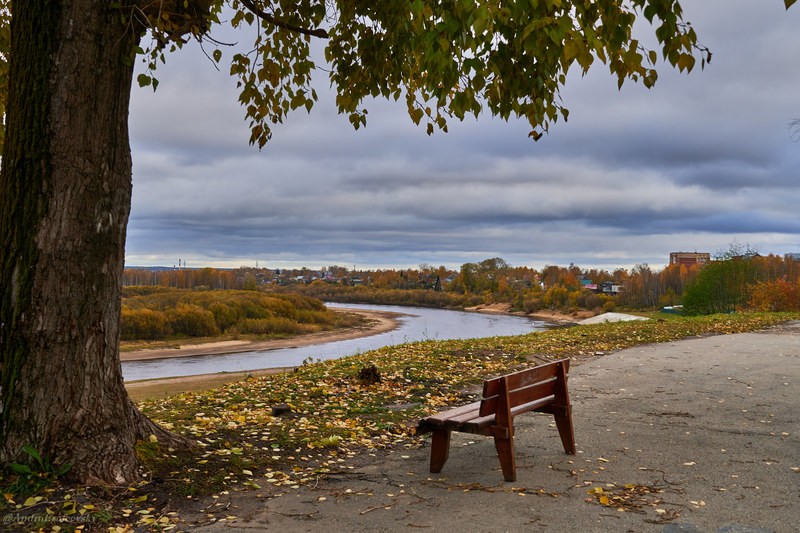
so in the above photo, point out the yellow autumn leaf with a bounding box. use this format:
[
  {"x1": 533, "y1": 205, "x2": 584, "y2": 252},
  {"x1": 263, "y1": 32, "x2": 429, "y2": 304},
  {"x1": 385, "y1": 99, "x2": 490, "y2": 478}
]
[{"x1": 23, "y1": 496, "x2": 42, "y2": 507}]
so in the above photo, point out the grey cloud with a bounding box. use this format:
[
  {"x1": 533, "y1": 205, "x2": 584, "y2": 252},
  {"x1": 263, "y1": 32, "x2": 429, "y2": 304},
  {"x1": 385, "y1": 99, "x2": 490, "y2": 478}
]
[{"x1": 126, "y1": 0, "x2": 800, "y2": 270}]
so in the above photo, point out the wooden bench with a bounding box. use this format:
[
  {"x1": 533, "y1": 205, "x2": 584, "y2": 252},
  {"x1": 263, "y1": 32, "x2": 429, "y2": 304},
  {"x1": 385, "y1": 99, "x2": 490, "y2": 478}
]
[{"x1": 416, "y1": 359, "x2": 576, "y2": 481}]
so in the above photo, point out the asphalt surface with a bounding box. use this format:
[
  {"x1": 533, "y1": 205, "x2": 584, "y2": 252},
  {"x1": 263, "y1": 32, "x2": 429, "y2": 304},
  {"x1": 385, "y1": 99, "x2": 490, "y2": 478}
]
[{"x1": 186, "y1": 321, "x2": 800, "y2": 533}]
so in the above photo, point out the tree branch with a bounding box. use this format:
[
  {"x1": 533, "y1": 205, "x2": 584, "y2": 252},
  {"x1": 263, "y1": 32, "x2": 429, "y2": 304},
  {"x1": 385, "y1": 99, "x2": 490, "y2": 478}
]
[
  {"x1": 790, "y1": 118, "x2": 800, "y2": 142},
  {"x1": 239, "y1": 0, "x2": 329, "y2": 39}
]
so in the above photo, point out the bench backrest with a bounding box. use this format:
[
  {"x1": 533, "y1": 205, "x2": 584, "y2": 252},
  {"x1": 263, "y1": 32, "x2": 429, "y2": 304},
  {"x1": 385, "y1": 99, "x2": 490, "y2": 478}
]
[{"x1": 479, "y1": 359, "x2": 570, "y2": 417}]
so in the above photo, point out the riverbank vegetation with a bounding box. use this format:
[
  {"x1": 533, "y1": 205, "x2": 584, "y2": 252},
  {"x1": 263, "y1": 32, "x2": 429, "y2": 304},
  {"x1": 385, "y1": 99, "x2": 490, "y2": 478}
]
[
  {"x1": 2, "y1": 313, "x2": 797, "y2": 529},
  {"x1": 125, "y1": 249, "x2": 800, "y2": 317},
  {"x1": 121, "y1": 287, "x2": 365, "y2": 345}
]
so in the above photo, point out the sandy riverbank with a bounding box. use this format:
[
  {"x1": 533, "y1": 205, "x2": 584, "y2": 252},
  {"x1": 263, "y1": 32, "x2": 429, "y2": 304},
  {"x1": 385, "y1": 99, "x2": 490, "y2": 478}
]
[
  {"x1": 125, "y1": 304, "x2": 578, "y2": 401},
  {"x1": 124, "y1": 308, "x2": 402, "y2": 401},
  {"x1": 465, "y1": 302, "x2": 596, "y2": 324},
  {"x1": 122, "y1": 308, "x2": 401, "y2": 362}
]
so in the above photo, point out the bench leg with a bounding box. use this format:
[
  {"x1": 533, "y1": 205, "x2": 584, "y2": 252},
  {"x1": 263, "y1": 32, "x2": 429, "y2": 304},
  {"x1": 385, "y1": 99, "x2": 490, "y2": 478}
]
[
  {"x1": 554, "y1": 406, "x2": 576, "y2": 454},
  {"x1": 493, "y1": 435, "x2": 516, "y2": 482},
  {"x1": 429, "y1": 428, "x2": 451, "y2": 473}
]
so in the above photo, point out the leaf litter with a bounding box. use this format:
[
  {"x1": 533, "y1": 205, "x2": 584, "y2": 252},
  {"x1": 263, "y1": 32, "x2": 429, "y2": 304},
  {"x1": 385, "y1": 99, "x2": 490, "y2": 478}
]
[{"x1": 0, "y1": 312, "x2": 796, "y2": 531}]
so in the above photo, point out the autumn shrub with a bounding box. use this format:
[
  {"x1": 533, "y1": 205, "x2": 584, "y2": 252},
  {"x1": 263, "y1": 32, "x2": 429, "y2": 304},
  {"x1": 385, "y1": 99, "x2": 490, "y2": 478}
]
[
  {"x1": 294, "y1": 308, "x2": 336, "y2": 326},
  {"x1": 542, "y1": 285, "x2": 569, "y2": 310},
  {"x1": 748, "y1": 279, "x2": 800, "y2": 311},
  {"x1": 276, "y1": 284, "x2": 479, "y2": 308},
  {"x1": 238, "y1": 317, "x2": 316, "y2": 335},
  {"x1": 238, "y1": 299, "x2": 272, "y2": 319},
  {"x1": 521, "y1": 296, "x2": 543, "y2": 313},
  {"x1": 120, "y1": 288, "x2": 360, "y2": 341},
  {"x1": 124, "y1": 290, "x2": 183, "y2": 311},
  {"x1": 167, "y1": 304, "x2": 220, "y2": 337},
  {"x1": 280, "y1": 291, "x2": 327, "y2": 311},
  {"x1": 574, "y1": 289, "x2": 603, "y2": 310},
  {"x1": 208, "y1": 302, "x2": 241, "y2": 331},
  {"x1": 120, "y1": 308, "x2": 171, "y2": 340},
  {"x1": 122, "y1": 285, "x2": 173, "y2": 297}
]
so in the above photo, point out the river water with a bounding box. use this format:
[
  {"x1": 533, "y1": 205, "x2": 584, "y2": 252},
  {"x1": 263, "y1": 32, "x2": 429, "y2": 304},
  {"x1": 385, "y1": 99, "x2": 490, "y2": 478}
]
[{"x1": 122, "y1": 303, "x2": 548, "y2": 381}]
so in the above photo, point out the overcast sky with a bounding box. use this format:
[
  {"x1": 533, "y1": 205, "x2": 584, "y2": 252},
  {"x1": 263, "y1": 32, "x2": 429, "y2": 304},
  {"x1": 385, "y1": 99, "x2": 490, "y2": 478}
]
[{"x1": 126, "y1": 1, "x2": 800, "y2": 272}]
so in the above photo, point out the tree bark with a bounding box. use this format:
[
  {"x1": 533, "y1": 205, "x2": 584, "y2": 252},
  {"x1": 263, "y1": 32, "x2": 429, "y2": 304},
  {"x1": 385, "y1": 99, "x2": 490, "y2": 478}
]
[{"x1": 1, "y1": 1, "x2": 189, "y2": 484}]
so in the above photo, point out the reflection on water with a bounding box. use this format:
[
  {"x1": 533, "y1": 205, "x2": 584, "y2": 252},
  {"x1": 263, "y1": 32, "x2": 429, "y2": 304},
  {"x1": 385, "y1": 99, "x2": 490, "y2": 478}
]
[{"x1": 122, "y1": 303, "x2": 547, "y2": 381}]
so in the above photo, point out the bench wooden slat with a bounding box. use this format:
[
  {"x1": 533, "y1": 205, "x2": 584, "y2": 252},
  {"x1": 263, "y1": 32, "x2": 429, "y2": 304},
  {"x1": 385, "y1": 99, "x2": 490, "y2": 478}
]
[
  {"x1": 480, "y1": 380, "x2": 557, "y2": 417},
  {"x1": 418, "y1": 402, "x2": 480, "y2": 428},
  {"x1": 462, "y1": 395, "x2": 556, "y2": 432},
  {"x1": 482, "y1": 361, "x2": 565, "y2": 397}
]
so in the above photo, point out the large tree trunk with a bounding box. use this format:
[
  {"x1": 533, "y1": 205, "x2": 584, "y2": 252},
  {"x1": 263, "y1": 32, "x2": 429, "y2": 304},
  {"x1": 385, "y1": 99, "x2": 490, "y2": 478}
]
[{"x1": 0, "y1": 1, "x2": 188, "y2": 484}]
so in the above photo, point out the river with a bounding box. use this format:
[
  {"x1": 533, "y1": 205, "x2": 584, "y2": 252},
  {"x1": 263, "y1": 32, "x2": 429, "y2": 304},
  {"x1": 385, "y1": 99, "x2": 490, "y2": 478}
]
[{"x1": 121, "y1": 303, "x2": 549, "y2": 381}]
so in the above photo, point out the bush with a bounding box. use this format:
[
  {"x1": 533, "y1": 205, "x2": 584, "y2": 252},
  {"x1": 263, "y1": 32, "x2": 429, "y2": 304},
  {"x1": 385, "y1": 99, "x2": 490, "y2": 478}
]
[
  {"x1": 543, "y1": 285, "x2": 569, "y2": 310},
  {"x1": 748, "y1": 279, "x2": 800, "y2": 311},
  {"x1": 575, "y1": 290, "x2": 602, "y2": 310},
  {"x1": 120, "y1": 308, "x2": 171, "y2": 340},
  {"x1": 238, "y1": 317, "x2": 316, "y2": 336},
  {"x1": 167, "y1": 304, "x2": 219, "y2": 337},
  {"x1": 120, "y1": 287, "x2": 364, "y2": 341},
  {"x1": 602, "y1": 299, "x2": 616, "y2": 312},
  {"x1": 208, "y1": 302, "x2": 242, "y2": 331}
]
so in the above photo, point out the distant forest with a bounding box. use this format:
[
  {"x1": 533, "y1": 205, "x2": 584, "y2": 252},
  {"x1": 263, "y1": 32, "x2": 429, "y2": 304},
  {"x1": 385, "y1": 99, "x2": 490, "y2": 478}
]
[{"x1": 123, "y1": 251, "x2": 800, "y2": 316}]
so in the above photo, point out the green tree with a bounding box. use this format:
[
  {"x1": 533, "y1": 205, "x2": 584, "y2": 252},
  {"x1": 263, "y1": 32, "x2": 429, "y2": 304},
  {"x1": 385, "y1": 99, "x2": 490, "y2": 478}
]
[
  {"x1": 0, "y1": 0, "x2": 763, "y2": 485},
  {"x1": 682, "y1": 244, "x2": 768, "y2": 315}
]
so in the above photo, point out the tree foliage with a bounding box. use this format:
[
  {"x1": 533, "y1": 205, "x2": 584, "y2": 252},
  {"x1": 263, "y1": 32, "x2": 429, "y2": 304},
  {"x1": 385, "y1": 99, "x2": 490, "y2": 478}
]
[
  {"x1": 682, "y1": 245, "x2": 769, "y2": 315},
  {"x1": 8, "y1": 1, "x2": 800, "y2": 152},
  {"x1": 125, "y1": 250, "x2": 800, "y2": 317},
  {"x1": 129, "y1": 0, "x2": 714, "y2": 149},
  {"x1": 0, "y1": 1, "x2": 783, "y2": 154},
  {"x1": 748, "y1": 279, "x2": 800, "y2": 312}
]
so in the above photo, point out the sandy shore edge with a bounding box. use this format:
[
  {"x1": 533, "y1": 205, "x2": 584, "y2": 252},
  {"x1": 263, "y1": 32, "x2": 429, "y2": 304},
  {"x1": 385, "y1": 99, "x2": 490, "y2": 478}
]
[
  {"x1": 122, "y1": 308, "x2": 401, "y2": 362},
  {"x1": 465, "y1": 302, "x2": 595, "y2": 323},
  {"x1": 125, "y1": 308, "x2": 403, "y2": 400}
]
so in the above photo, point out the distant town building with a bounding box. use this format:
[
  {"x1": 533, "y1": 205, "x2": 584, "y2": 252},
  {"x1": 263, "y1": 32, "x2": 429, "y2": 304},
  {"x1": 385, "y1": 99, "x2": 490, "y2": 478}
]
[
  {"x1": 669, "y1": 252, "x2": 711, "y2": 266},
  {"x1": 600, "y1": 281, "x2": 622, "y2": 295}
]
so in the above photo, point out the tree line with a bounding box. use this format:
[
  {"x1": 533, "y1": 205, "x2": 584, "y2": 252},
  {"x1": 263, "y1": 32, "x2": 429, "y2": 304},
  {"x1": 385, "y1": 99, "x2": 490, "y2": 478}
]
[{"x1": 124, "y1": 251, "x2": 800, "y2": 316}]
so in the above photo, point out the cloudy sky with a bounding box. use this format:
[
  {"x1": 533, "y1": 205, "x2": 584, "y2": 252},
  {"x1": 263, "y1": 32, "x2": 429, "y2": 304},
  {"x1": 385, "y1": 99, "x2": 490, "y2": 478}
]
[{"x1": 126, "y1": 1, "x2": 800, "y2": 272}]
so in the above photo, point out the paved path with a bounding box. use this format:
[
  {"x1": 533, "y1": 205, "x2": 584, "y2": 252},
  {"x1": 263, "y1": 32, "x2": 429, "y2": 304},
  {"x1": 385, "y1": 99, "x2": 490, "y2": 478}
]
[{"x1": 186, "y1": 322, "x2": 800, "y2": 532}]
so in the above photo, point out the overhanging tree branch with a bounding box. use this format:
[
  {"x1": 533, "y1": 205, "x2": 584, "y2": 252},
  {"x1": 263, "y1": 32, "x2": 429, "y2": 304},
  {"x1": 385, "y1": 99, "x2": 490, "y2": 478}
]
[
  {"x1": 239, "y1": 0, "x2": 329, "y2": 39},
  {"x1": 790, "y1": 118, "x2": 800, "y2": 142}
]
